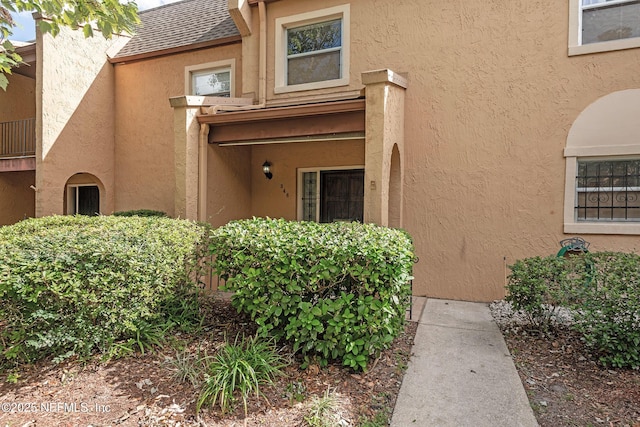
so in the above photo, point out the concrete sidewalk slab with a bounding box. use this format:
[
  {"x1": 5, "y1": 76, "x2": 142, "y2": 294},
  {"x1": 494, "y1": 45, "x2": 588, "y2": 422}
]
[{"x1": 391, "y1": 299, "x2": 538, "y2": 427}]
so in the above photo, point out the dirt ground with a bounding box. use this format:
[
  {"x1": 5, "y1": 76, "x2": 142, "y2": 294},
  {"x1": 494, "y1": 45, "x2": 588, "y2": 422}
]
[
  {"x1": 502, "y1": 325, "x2": 640, "y2": 427},
  {"x1": 0, "y1": 298, "x2": 417, "y2": 427}
]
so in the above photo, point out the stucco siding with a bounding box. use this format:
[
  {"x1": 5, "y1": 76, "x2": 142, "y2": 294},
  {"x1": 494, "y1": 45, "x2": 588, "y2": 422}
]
[
  {"x1": 246, "y1": 0, "x2": 640, "y2": 300},
  {"x1": 113, "y1": 45, "x2": 242, "y2": 215},
  {"x1": 0, "y1": 171, "x2": 35, "y2": 225},
  {"x1": 36, "y1": 27, "x2": 119, "y2": 217},
  {"x1": 250, "y1": 140, "x2": 365, "y2": 219},
  {"x1": 0, "y1": 73, "x2": 35, "y2": 122}
]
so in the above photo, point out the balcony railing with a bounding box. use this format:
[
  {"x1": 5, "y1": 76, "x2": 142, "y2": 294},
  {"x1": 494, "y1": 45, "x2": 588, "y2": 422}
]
[{"x1": 1, "y1": 118, "x2": 36, "y2": 158}]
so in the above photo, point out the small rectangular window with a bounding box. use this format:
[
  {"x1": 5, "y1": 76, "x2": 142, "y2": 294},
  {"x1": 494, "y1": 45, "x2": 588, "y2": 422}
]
[
  {"x1": 580, "y1": 0, "x2": 640, "y2": 45},
  {"x1": 575, "y1": 159, "x2": 640, "y2": 221},
  {"x1": 191, "y1": 69, "x2": 231, "y2": 97}
]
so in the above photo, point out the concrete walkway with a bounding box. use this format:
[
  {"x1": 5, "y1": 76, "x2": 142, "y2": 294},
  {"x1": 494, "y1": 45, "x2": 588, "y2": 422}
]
[{"x1": 391, "y1": 299, "x2": 539, "y2": 427}]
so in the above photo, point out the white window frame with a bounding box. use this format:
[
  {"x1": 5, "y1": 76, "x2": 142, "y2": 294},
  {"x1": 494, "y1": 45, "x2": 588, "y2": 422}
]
[
  {"x1": 66, "y1": 184, "x2": 100, "y2": 215},
  {"x1": 185, "y1": 59, "x2": 235, "y2": 97},
  {"x1": 275, "y1": 5, "x2": 350, "y2": 94},
  {"x1": 296, "y1": 165, "x2": 364, "y2": 221},
  {"x1": 569, "y1": 0, "x2": 640, "y2": 55},
  {"x1": 565, "y1": 154, "x2": 640, "y2": 234}
]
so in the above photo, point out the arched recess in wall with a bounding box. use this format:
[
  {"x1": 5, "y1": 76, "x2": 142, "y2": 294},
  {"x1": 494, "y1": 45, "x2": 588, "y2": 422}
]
[
  {"x1": 388, "y1": 143, "x2": 402, "y2": 228},
  {"x1": 563, "y1": 89, "x2": 640, "y2": 235},
  {"x1": 63, "y1": 173, "x2": 105, "y2": 215}
]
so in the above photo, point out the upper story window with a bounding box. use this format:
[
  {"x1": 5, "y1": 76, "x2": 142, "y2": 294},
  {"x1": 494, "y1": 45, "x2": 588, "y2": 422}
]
[
  {"x1": 569, "y1": 0, "x2": 640, "y2": 55},
  {"x1": 275, "y1": 5, "x2": 350, "y2": 94},
  {"x1": 582, "y1": 0, "x2": 640, "y2": 44},
  {"x1": 576, "y1": 159, "x2": 640, "y2": 221},
  {"x1": 192, "y1": 69, "x2": 231, "y2": 97},
  {"x1": 185, "y1": 60, "x2": 235, "y2": 98}
]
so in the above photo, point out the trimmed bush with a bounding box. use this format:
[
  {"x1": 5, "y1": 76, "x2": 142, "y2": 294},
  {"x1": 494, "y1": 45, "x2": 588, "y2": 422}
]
[
  {"x1": 0, "y1": 215, "x2": 209, "y2": 366},
  {"x1": 506, "y1": 252, "x2": 640, "y2": 368},
  {"x1": 209, "y1": 218, "x2": 415, "y2": 371}
]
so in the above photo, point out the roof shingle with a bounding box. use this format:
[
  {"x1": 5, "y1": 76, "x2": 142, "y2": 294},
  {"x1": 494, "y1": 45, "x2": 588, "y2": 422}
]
[{"x1": 113, "y1": 0, "x2": 240, "y2": 59}]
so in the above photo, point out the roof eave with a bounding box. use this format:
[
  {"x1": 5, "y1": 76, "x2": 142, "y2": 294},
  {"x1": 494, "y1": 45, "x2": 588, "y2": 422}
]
[{"x1": 109, "y1": 34, "x2": 242, "y2": 64}]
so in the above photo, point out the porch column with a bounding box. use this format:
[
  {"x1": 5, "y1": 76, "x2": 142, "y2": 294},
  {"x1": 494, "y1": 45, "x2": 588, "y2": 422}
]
[
  {"x1": 362, "y1": 69, "x2": 407, "y2": 227},
  {"x1": 170, "y1": 96, "x2": 206, "y2": 221}
]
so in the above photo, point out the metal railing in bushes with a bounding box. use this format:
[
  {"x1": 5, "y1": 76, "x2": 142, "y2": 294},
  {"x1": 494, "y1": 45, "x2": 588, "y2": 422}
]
[{"x1": 1, "y1": 118, "x2": 36, "y2": 158}]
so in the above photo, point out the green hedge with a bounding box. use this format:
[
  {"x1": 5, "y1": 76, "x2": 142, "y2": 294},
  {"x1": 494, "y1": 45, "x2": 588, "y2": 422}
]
[
  {"x1": 209, "y1": 218, "x2": 415, "y2": 371},
  {"x1": 0, "y1": 215, "x2": 208, "y2": 366},
  {"x1": 506, "y1": 252, "x2": 640, "y2": 368}
]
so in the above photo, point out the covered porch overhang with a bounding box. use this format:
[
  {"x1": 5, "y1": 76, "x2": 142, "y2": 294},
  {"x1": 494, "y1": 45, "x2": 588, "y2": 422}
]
[
  {"x1": 171, "y1": 69, "x2": 407, "y2": 228},
  {"x1": 198, "y1": 98, "x2": 366, "y2": 145}
]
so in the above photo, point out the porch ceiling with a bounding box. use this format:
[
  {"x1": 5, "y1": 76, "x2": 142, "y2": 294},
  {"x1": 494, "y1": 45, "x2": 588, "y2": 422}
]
[{"x1": 198, "y1": 98, "x2": 365, "y2": 145}]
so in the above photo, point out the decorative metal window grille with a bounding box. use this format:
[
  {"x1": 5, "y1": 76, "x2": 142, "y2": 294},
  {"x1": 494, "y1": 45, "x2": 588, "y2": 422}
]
[{"x1": 576, "y1": 159, "x2": 640, "y2": 221}]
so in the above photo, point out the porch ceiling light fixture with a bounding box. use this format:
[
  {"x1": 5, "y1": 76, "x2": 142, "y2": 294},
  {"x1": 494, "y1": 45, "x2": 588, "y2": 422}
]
[{"x1": 262, "y1": 161, "x2": 273, "y2": 180}]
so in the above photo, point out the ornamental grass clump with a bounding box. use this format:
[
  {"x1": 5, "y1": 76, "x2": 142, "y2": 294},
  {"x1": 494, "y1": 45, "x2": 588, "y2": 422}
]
[
  {"x1": 197, "y1": 334, "x2": 287, "y2": 417},
  {"x1": 209, "y1": 218, "x2": 415, "y2": 371}
]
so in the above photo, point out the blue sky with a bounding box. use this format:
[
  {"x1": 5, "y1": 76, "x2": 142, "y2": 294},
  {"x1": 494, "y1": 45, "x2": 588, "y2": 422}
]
[{"x1": 10, "y1": 0, "x2": 182, "y2": 42}]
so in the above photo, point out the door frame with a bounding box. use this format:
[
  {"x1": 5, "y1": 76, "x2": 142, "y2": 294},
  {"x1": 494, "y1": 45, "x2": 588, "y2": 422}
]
[{"x1": 296, "y1": 165, "x2": 364, "y2": 222}]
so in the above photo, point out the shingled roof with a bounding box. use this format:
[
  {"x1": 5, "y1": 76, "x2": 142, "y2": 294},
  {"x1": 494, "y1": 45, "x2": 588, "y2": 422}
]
[{"x1": 112, "y1": 0, "x2": 240, "y2": 61}]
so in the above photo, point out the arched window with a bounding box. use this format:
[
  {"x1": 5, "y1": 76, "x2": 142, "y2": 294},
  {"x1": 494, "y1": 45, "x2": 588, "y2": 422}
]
[{"x1": 564, "y1": 89, "x2": 640, "y2": 234}]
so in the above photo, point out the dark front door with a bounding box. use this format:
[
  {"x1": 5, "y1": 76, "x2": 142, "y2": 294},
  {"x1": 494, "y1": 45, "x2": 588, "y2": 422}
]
[
  {"x1": 320, "y1": 170, "x2": 364, "y2": 222},
  {"x1": 78, "y1": 186, "x2": 100, "y2": 215}
]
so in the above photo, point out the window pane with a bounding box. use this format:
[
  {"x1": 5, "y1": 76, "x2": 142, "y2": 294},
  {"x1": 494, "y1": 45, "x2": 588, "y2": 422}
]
[
  {"x1": 193, "y1": 70, "x2": 231, "y2": 97},
  {"x1": 582, "y1": 1, "x2": 640, "y2": 44},
  {"x1": 302, "y1": 172, "x2": 317, "y2": 221},
  {"x1": 287, "y1": 19, "x2": 341, "y2": 55},
  {"x1": 287, "y1": 50, "x2": 341, "y2": 85}
]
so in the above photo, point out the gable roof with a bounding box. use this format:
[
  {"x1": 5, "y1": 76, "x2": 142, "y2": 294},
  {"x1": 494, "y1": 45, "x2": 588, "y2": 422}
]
[{"x1": 112, "y1": 0, "x2": 240, "y2": 62}]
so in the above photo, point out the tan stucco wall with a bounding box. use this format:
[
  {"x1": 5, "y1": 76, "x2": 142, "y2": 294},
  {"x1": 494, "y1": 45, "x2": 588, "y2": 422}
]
[
  {"x1": 250, "y1": 140, "x2": 365, "y2": 219},
  {"x1": 0, "y1": 171, "x2": 35, "y2": 225},
  {"x1": 114, "y1": 45, "x2": 242, "y2": 216},
  {"x1": 0, "y1": 73, "x2": 35, "y2": 122},
  {"x1": 36, "y1": 26, "x2": 120, "y2": 217},
  {"x1": 240, "y1": 0, "x2": 640, "y2": 301},
  {"x1": 206, "y1": 144, "x2": 252, "y2": 227},
  {"x1": 34, "y1": 0, "x2": 640, "y2": 301}
]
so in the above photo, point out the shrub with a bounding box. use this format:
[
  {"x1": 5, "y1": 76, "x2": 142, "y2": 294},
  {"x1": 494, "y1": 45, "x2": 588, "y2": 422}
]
[
  {"x1": 0, "y1": 215, "x2": 209, "y2": 366},
  {"x1": 113, "y1": 209, "x2": 168, "y2": 217},
  {"x1": 209, "y1": 218, "x2": 415, "y2": 371},
  {"x1": 572, "y1": 252, "x2": 640, "y2": 368},
  {"x1": 506, "y1": 251, "x2": 640, "y2": 368},
  {"x1": 506, "y1": 256, "x2": 581, "y2": 328}
]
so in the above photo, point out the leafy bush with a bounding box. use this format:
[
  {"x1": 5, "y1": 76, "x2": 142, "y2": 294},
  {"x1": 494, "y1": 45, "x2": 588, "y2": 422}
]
[
  {"x1": 113, "y1": 209, "x2": 168, "y2": 217},
  {"x1": 209, "y1": 218, "x2": 415, "y2": 371},
  {"x1": 0, "y1": 215, "x2": 209, "y2": 366},
  {"x1": 197, "y1": 334, "x2": 287, "y2": 416},
  {"x1": 506, "y1": 252, "x2": 640, "y2": 368},
  {"x1": 571, "y1": 252, "x2": 640, "y2": 368},
  {"x1": 506, "y1": 256, "x2": 581, "y2": 328}
]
